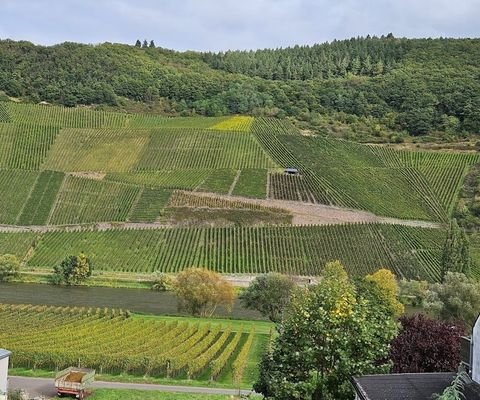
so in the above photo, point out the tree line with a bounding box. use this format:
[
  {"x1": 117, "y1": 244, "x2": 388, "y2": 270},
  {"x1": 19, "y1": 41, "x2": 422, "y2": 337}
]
[{"x1": 0, "y1": 37, "x2": 479, "y2": 137}]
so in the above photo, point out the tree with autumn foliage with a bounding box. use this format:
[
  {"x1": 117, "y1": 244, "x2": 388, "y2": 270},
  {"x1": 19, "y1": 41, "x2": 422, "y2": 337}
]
[
  {"x1": 390, "y1": 314, "x2": 463, "y2": 373},
  {"x1": 366, "y1": 268, "x2": 404, "y2": 317},
  {"x1": 254, "y1": 261, "x2": 398, "y2": 400},
  {"x1": 173, "y1": 268, "x2": 235, "y2": 317},
  {"x1": 50, "y1": 253, "x2": 93, "y2": 285}
]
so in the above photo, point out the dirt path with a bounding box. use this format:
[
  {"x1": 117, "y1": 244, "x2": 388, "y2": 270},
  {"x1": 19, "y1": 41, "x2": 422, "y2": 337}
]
[
  {"x1": 0, "y1": 192, "x2": 442, "y2": 233},
  {"x1": 9, "y1": 376, "x2": 253, "y2": 398},
  {"x1": 184, "y1": 191, "x2": 443, "y2": 229}
]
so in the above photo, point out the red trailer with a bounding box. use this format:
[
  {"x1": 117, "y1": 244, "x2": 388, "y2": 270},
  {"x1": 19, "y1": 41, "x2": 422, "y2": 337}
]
[{"x1": 55, "y1": 367, "x2": 95, "y2": 399}]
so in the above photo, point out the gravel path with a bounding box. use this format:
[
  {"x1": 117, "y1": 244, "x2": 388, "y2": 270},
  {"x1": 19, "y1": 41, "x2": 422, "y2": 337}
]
[
  {"x1": 0, "y1": 192, "x2": 442, "y2": 233},
  {"x1": 9, "y1": 376, "x2": 254, "y2": 398}
]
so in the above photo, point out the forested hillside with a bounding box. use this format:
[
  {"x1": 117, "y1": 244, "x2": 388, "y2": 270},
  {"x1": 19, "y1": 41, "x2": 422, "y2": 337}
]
[{"x1": 1, "y1": 36, "x2": 479, "y2": 139}]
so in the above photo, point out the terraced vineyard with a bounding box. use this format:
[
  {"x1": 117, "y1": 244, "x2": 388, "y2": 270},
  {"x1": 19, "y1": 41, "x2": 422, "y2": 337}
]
[
  {"x1": 0, "y1": 304, "x2": 261, "y2": 382},
  {"x1": 21, "y1": 223, "x2": 444, "y2": 280},
  {"x1": 0, "y1": 102, "x2": 476, "y2": 282}
]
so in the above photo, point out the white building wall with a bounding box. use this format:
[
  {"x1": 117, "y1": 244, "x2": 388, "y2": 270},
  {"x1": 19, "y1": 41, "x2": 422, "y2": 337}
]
[
  {"x1": 473, "y1": 316, "x2": 480, "y2": 384},
  {"x1": 0, "y1": 356, "x2": 8, "y2": 400}
]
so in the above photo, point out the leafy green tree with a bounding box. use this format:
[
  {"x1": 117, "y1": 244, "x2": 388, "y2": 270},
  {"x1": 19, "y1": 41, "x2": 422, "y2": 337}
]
[
  {"x1": 254, "y1": 261, "x2": 398, "y2": 400},
  {"x1": 51, "y1": 253, "x2": 93, "y2": 285},
  {"x1": 173, "y1": 268, "x2": 235, "y2": 317},
  {"x1": 149, "y1": 40, "x2": 156, "y2": 48},
  {"x1": 0, "y1": 254, "x2": 20, "y2": 282},
  {"x1": 239, "y1": 273, "x2": 295, "y2": 323},
  {"x1": 134, "y1": 40, "x2": 141, "y2": 47},
  {"x1": 441, "y1": 219, "x2": 471, "y2": 279},
  {"x1": 142, "y1": 40, "x2": 148, "y2": 48},
  {"x1": 425, "y1": 272, "x2": 480, "y2": 328},
  {"x1": 366, "y1": 268, "x2": 404, "y2": 317}
]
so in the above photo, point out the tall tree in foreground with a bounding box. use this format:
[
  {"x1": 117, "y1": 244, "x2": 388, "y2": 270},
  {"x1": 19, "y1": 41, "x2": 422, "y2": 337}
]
[
  {"x1": 239, "y1": 273, "x2": 295, "y2": 323},
  {"x1": 255, "y1": 261, "x2": 398, "y2": 400},
  {"x1": 173, "y1": 268, "x2": 235, "y2": 317},
  {"x1": 390, "y1": 314, "x2": 463, "y2": 373},
  {"x1": 441, "y1": 219, "x2": 471, "y2": 280}
]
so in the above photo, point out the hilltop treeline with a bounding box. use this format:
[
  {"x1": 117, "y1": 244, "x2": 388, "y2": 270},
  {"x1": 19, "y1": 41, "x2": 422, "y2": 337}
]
[{"x1": 0, "y1": 37, "x2": 479, "y2": 137}]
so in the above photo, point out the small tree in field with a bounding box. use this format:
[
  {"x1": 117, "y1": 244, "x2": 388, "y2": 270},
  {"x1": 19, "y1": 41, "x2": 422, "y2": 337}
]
[
  {"x1": 51, "y1": 253, "x2": 93, "y2": 285},
  {"x1": 239, "y1": 273, "x2": 295, "y2": 322},
  {"x1": 391, "y1": 314, "x2": 463, "y2": 373},
  {"x1": 0, "y1": 254, "x2": 20, "y2": 282},
  {"x1": 173, "y1": 268, "x2": 235, "y2": 317}
]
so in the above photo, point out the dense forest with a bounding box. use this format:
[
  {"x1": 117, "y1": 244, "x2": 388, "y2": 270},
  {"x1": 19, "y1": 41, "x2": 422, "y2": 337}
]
[{"x1": 0, "y1": 36, "x2": 479, "y2": 140}]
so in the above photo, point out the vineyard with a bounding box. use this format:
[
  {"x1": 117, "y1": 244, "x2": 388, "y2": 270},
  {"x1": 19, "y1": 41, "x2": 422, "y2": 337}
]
[
  {"x1": 0, "y1": 304, "x2": 262, "y2": 383},
  {"x1": 16, "y1": 223, "x2": 444, "y2": 280}
]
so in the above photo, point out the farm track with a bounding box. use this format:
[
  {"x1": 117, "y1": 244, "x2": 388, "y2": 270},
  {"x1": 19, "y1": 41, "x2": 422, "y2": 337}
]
[
  {"x1": 0, "y1": 193, "x2": 442, "y2": 232},
  {"x1": 9, "y1": 376, "x2": 254, "y2": 397},
  {"x1": 183, "y1": 192, "x2": 443, "y2": 229}
]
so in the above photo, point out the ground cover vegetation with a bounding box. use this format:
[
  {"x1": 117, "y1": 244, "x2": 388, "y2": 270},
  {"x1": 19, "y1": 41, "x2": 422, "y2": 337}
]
[
  {"x1": 11, "y1": 223, "x2": 443, "y2": 280},
  {"x1": 1, "y1": 37, "x2": 479, "y2": 141},
  {"x1": 0, "y1": 303, "x2": 262, "y2": 384}
]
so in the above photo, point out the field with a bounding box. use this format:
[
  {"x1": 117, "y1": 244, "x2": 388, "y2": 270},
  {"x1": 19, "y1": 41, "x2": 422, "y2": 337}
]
[
  {"x1": 1, "y1": 304, "x2": 264, "y2": 384},
  {"x1": 0, "y1": 102, "x2": 476, "y2": 282},
  {"x1": 5, "y1": 223, "x2": 441, "y2": 280},
  {"x1": 89, "y1": 390, "x2": 244, "y2": 400}
]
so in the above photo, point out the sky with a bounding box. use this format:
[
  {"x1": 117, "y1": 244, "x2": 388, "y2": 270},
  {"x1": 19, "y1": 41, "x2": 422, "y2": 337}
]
[{"x1": 1, "y1": 0, "x2": 479, "y2": 51}]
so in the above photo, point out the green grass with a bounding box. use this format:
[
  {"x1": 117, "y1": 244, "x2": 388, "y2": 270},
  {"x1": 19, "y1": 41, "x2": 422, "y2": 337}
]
[
  {"x1": 48, "y1": 176, "x2": 140, "y2": 224},
  {"x1": 0, "y1": 304, "x2": 260, "y2": 383},
  {"x1": 135, "y1": 129, "x2": 277, "y2": 170},
  {"x1": 232, "y1": 169, "x2": 267, "y2": 198},
  {"x1": 253, "y1": 118, "x2": 479, "y2": 221},
  {"x1": 43, "y1": 128, "x2": 149, "y2": 172},
  {"x1": 17, "y1": 171, "x2": 64, "y2": 225},
  {"x1": 0, "y1": 170, "x2": 39, "y2": 224},
  {"x1": 129, "y1": 188, "x2": 172, "y2": 222},
  {"x1": 0, "y1": 123, "x2": 59, "y2": 169},
  {"x1": 197, "y1": 170, "x2": 238, "y2": 194},
  {"x1": 88, "y1": 390, "x2": 242, "y2": 400},
  {"x1": 25, "y1": 223, "x2": 444, "y2": 280}
]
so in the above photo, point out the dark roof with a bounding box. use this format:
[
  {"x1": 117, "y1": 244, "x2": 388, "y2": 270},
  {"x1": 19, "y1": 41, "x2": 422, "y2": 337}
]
[
  {"x1": 353, "y1": 373, "x2": 455, "y2": 400},
  {"x1": 353, "y1": 373, "x2": 480, "y2": 400},
  {"x1": 0, "y1": 349, "x2": 11, "y2": 360}
]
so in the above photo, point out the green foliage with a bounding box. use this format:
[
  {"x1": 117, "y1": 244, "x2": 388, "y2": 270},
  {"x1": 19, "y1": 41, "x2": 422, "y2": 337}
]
[
  {"x1": 173, "y1": 268, "x2": 235, "y2": 317},
  {"x1": 1, "y1": 38, "x2": 480, "y2": 136},
  {"x1": 441, "y1": 219, "x2": 471, "y2": 279},
  {"x1": 0, "y1": 254, "x2": 20, "y2": 282},
  {"x1": 0, "y1": 170, "x2": 39, "y2": 224},
  {"x1": 425, "y1": 272, "x2": 480, "y2": 328},
  {"x1": 51, "y1": 253, "x2": 93, "y2": 285},
  {"x1": 433, "y1": 371, "x2": 469, "y2": 400},
  {"x1": 398, "y1": 279, "x2": 429, "y2": 306},
  {"x1": 49, "y1": 177, "x2": 140, "y2": 224},
  {"x1": 26, "y1": 224, "x2": 444, "y2": 280},
  {"x1": 150, "y1": 272, "x2": 173, "y2": 291},
  {"x1": 17, "y1": 171, "x2": 64, "y2": 225},
  {"x1": 128, "y1": 188, "x2": 172, "y2": 222},
  {"x1": 240, "y1": 273, "x2": 295, "y2": 322},
  {"x1": 0, "y1": 304, "x2": 256, "y2": 382},
  {"x1": 232, "y1": 169, "x2": 268, "y2": 198},
  {"x1": 254, "y1": 261, "x2": 398, "y2": 400}
]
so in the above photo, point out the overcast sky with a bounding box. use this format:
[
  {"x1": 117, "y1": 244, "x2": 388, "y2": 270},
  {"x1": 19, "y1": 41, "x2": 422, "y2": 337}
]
[{"x1": 1, "y1": 0, "x2": 479, "y2": 51}]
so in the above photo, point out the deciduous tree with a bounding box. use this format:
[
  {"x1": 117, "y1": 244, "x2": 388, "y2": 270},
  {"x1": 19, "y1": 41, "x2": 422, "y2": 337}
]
[
  {"x1": 239, "y1": 273, "x2": 295, "y2": 323},
  {"x1": 366, "y1": 268, "x2": 404, "y2": 316},
  {"x1": 255, "y1": 261, "x2": 398, "y2": 400},
  {"x1": 441, "y1": 219, "x2": 471, "y2": 279},
  {"x1": 0, "y1": 254, "x2": 20, "y2": 282},
  {"x1": 51, "y1": 253, "x2": 93, "y2": 285},
  {"x1": 425, "y1": 272, "x2": 480, "y2": 328},
  {"x1": 391, "y1": 314, "x2": 463, "y2": 373},
  {"x1": 173, "y1": 268, "x2": 235, "y2": 317}
]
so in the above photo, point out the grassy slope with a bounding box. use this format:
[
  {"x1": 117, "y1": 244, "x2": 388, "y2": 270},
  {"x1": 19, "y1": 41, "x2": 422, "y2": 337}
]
[{"x1": 89, "y1": 389, "x2": 248, "y2": 399}]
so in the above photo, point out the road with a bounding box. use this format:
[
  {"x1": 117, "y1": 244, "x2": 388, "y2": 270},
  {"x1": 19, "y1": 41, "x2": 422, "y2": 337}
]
[{"x1": 9, "y1": 376, "x2": 255, "y2": 398}]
